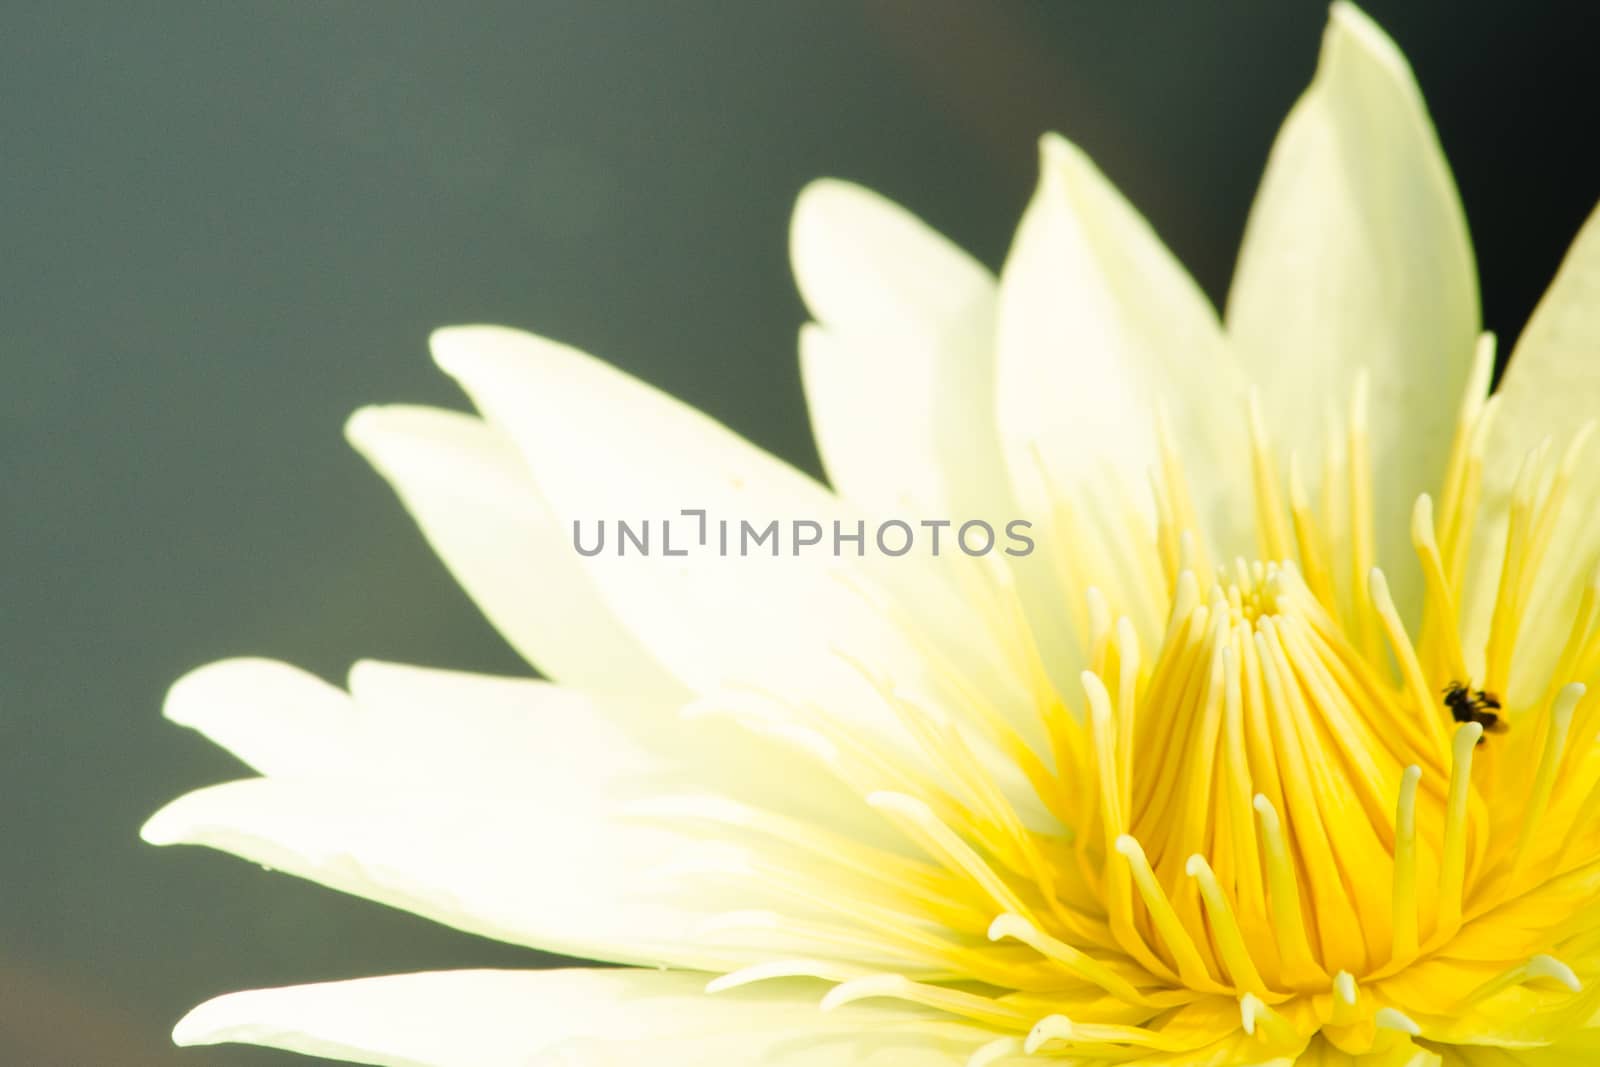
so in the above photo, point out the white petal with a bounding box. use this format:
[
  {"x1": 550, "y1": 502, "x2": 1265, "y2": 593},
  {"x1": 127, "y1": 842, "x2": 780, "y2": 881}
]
[
  {"x1": 791, "y1": 179, "x2": 989, "y2": 343},
  {"x1": 150, "y1": 660, "x2": 892, "y2": 966},
  {"x1": 994, "y1": 133, "x2": 1247, "y2": 662},
  {"x1": 344, "y1": 661, "x2": 869, "y2": 833},
  {"x1": 1491, "y1": 202, "x2": 1600, "y2": 457},
  {"x1": 164, "y1": 658, "x2": 357, "y2": 777},
  {"x1": 174, "y1": 968, "x2": 993, "y2": 1066},
  {"x1": 1226, "y1": 2, "x2": 1478, "y2": 608},
  {"x1": 164, "y1": 659, "x2": 662, "y2": 781},
  {"x1": 142, "y1": 775, "x2": 737, "y2": 970},
  {"x1": 799, "y1": 325, "x2": 950, "y2": 517},
  {"x1": 791, "y1": 182, "x2": 1072, "y2": 737},
  {"x1": 996, "y1": 133, "x2": 1242, "y2": 518},
  {"x1": 346, "y1": 404, "x2": 685, "y2": 703},
  {"x1": 791, "y1": 180, "x2": 1009, "y2": 520},
  {"x1": 428, "y1": 325, "x2": 962, "y2": 725},
  {"x1": 152, "y1": 663, "x2": 706, "y2": 968},
  {"x1": 1465, "y1": 202, "x2": 1600, "y2": 696},
  {"x1": 344, "y1": 659, "x2": 662, "y2": 775}
]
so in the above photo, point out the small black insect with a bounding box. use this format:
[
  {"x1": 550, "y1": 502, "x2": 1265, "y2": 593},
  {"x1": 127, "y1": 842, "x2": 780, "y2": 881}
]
[{"x1": 1443, "y1": 681, "x2": 1507, "y2": 743}]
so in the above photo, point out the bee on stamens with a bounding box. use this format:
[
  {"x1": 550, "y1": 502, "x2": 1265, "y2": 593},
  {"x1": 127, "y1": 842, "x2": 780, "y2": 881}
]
[{"x1": 1443, "y1": 681, "x2": 1507, "y2": 743}]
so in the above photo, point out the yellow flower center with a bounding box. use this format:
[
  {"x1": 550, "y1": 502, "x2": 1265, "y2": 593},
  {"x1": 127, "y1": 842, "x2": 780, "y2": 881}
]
[{"x1": 685, "y1": 340, "x2": 1600, "y2": 1061}]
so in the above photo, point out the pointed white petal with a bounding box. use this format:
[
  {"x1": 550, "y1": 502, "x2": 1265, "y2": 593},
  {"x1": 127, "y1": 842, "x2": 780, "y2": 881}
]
[
  {"x1": 141, "y1": 775, "x2": 738, "y2": 970},
  {"x1": 164, "y1": 658, "x2": 357, "y2": 777},
  {"x1": 996, "y1": 133, "x2": 1247, "y2": 535},
  {"x1": 152, "y1": 662, "x2": 724, "y2": 969},
  {"x1": 1465, "y1": 203, "x2": 1600, "y2": 697},
  {"x1": 346, "y1": 404, "x2": 685, "y2": 702},
  {"x1": 791, "y1": 182, "x2": 1073, "y2": 728},
  {"x1": 151, "y1": 658, "x2": 902, "y2": 966},
  {"x1": 164, "y1": 659, "x2": 662, "y2": 782},
  {"x1": 172, "y1": 655, "x2": 873, "y2": 830},
  {"x1": 791, "y1": 179, "x2": 990, "y2": 342},
  {"x1": 994, "y1": 133, "x2": 1247, "y2": 664},
  {"x1": 791, "y1": 180, "x2": 1009, "y2": 520},
  {"x1": 174, "y1": 969, "x2": 992, "y2": 1066},
  {"x1": 428, "y1": 325, "x2": 954, "y2": 724},
  {"x1": 1492, "y1": 202, "x2": 1600, "y2": 455},
  {"x1": 1227, "y1": 2, "x2": 1478, "y2": 610}
]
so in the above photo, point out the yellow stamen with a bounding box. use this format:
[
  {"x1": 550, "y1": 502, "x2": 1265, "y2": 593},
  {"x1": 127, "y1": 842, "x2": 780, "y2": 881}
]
[
  {"x1": 1437, "y1": 722, "x2": 1483, "y2": 934},
  {"x1": 1390, "y1": 765, "x2": 1422, "y2": 962},
  {"x1": 1252, "y1": 794, "x2": 1325, "y2": 986},
  {"x1": 1411, "y1": 494, "x2": 1471, "y2": 684},
  {"x1": 1186, "y1": 853, "x2": 1267, "y2": 995},
  {"x1": 1239, "y1": 992, "x2": 1304, "y2": 1052},
  {"x1": 1506, "y1": 684, "x2": 1584, "y2": 882},
  {"x1": 987, "y1": 913, "x2": 1148, "y2": 1005},
  {"x1": 1346, "y1": 370, "x2": 1380, "y2": 665},
  {"x1": 1249, "y1": 389, "x2": 1292, "y2": 562},
  {"x1": 1114, "y1": 835, "x2": 1221, "y2": 991}
]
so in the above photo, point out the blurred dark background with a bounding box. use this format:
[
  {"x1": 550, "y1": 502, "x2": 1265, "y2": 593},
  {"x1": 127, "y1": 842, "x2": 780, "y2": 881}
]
[{"x1": 0, "y1": 2, "x2": 1594, "y2": 1063}]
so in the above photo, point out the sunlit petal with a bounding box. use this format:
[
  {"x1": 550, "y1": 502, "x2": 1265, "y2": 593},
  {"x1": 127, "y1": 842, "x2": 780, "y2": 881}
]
[
  {"x1": 175, "y1": 969, "x2": 993, "y2": 1066},
  {"x1": 1227, "y1": 2, "x2": 1478, "y2": 619}
]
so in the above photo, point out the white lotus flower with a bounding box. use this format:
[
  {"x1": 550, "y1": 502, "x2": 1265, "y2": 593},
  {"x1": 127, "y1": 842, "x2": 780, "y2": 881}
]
[{"x1": 145, "y1": 5, "x2": 1600, "y2": 1065}]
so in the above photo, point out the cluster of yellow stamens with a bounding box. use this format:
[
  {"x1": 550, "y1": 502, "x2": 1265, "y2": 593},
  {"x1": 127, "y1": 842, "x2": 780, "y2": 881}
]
[{"x1": 662, "y1": 337, "x2": 1600, "y2": 1062}]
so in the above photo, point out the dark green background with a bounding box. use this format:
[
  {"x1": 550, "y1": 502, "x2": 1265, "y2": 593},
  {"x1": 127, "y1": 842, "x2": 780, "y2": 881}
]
[{"x1": 2, "y1": 2, "x2": 1594, "y2": 1063}]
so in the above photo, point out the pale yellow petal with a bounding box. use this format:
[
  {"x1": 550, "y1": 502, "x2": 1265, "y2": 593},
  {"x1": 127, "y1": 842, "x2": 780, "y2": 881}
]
[
  {"x1": 993, "y1": 133, "x2": 1248, "y2": 671},
  {"x1": 149, "y1": 659, "x2": 889, "y2": 968},
  {"x1": 1227, "y1": 2, "x2": 1478, "y2": 616},
  {"x1": 163, "y1": 658, "x2": 357, "y2": 778},
  {"x1": 346, "y1": 404, "x2": 685, "y2": 701},
  {"x1": 429, "y1": 324, "x2": 1000, "y2": 734},
  {"x1": 996, "y1": 133, "x2": 1246, "y2": 552},
  {"x1": 1494, "y1": 203, "x2": 1600, "y2": 444},
  {"x1": 163, "y1": 659, "x2": 660, "y2": 781},
  {"x1": 792, "y1": 180, "x2": 1009, "y2": 521},
  {"x1": 1459, "y1": 205, "x2": 1600, "y2": 695},
  {"x1": 140, "y1": 775, "x2": 748, "y2": 970},
  {"x1": 174, "y1": 969, "x2": 995, "y2": 1066}
]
